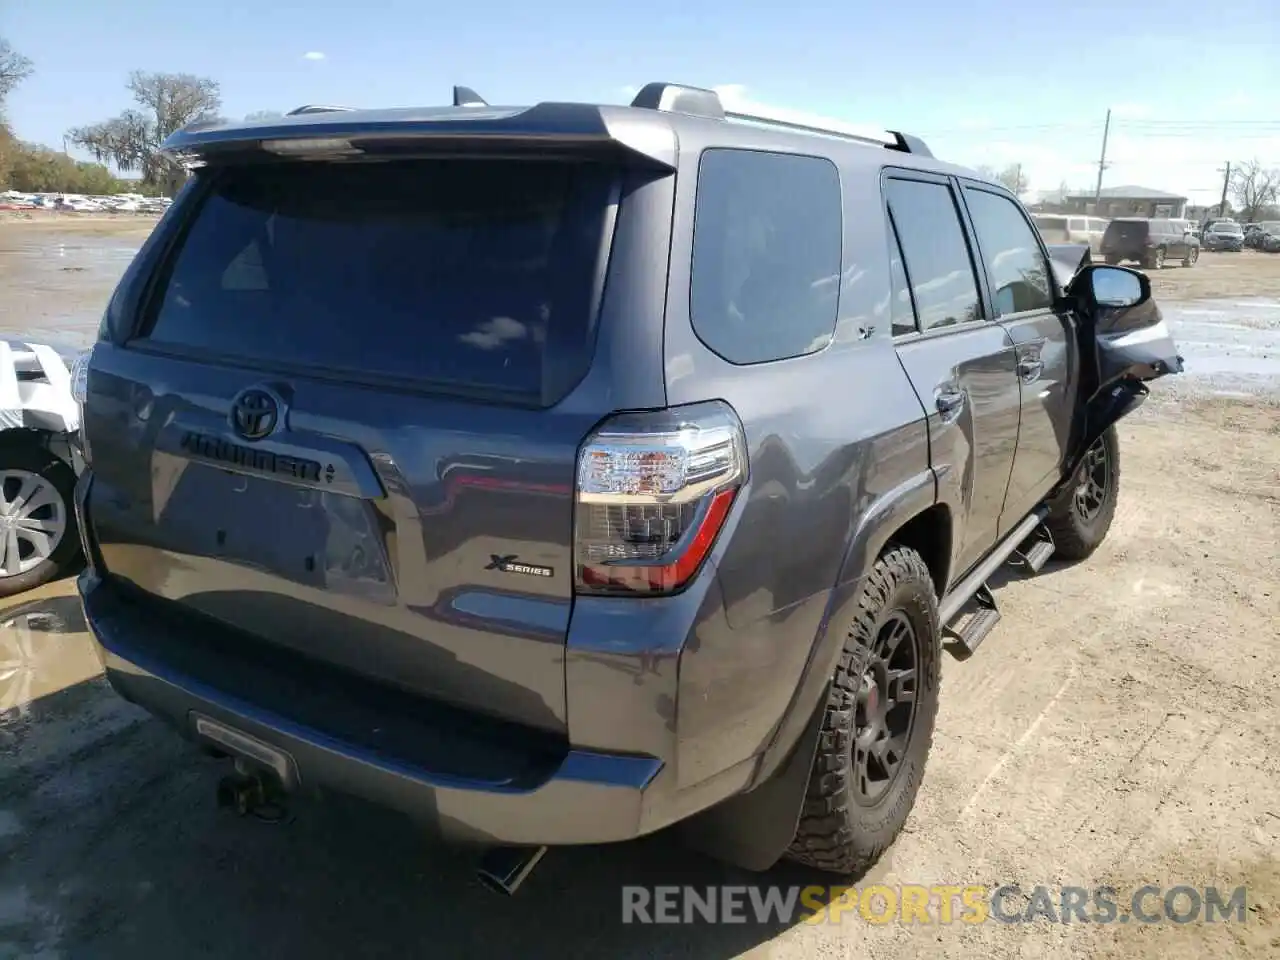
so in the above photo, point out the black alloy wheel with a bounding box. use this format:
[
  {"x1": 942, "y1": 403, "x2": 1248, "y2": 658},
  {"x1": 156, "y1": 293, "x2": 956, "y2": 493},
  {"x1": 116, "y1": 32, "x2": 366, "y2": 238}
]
[{"x1": 853, "y1": 610, "x2": 920, "y2": 805}]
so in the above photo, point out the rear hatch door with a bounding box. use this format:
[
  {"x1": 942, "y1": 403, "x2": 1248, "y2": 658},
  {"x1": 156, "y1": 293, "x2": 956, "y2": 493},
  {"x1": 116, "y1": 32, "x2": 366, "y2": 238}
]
[
  {"x1": 83, "y1": 154, "x2": 632, "y2": 736},
  {"x1": 1101, "y1": 219, "x2": 1148, "y2": 254}
]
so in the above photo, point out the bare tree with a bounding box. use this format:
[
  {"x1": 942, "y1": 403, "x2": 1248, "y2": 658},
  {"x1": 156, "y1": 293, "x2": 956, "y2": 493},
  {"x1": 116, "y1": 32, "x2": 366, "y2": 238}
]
[
  {"x1": 0, "y1": 38, "x2": 33, "y2": 100},
  {"x1": 68, "y1": 71, "x2": 221, "y2": 194},
  {"x1": 1228, "y1": 160, "x2": 1280, "y2": 222},
  {"x1": 975, "y1": 163, "x2": 1029, "y2": 197}
]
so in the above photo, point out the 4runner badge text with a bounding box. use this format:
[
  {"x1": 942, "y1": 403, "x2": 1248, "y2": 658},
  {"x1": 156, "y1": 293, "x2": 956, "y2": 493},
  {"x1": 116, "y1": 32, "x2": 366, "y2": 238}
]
[
  {"x1": 178, "y1": 431, "x2": 328, "y2": 484},
  {"x1": 485, "y1": 554, "x2": 554, "y2": 578}
]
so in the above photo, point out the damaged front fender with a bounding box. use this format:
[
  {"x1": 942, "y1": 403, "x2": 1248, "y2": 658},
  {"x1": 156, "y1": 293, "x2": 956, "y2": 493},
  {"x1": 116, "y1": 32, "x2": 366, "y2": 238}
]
[{"x1": 1055, "y1": 265, "x2": 1183, "y2": 493}]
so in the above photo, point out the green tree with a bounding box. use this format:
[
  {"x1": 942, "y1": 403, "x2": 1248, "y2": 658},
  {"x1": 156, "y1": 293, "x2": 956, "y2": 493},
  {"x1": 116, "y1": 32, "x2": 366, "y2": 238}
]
[{"x1": 68, "y1": 71, "x2": 221, "y2": 194}]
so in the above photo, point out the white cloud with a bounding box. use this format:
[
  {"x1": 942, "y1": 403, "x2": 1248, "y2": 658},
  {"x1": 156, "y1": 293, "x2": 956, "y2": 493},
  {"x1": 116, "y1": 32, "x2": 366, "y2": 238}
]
[{"x1": 302, "y1": 51, "x2": 326, "y2": 61}]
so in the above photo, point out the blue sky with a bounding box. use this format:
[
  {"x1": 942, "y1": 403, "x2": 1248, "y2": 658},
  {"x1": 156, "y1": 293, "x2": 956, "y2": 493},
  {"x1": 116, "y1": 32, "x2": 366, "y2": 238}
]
[{"x1": 5, "y1": 0, "x2": 1278, "y2": 203}]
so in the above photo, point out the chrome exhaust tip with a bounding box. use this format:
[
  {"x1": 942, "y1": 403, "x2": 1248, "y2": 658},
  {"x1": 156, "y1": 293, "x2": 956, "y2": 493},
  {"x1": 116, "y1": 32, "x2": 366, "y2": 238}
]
[{"x1": 475, "y1": 845, "x2": 548, "y2": 896}]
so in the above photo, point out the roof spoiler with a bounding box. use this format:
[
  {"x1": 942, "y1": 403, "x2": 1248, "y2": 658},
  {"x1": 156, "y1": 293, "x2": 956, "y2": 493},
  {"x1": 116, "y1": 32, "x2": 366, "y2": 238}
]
[{"x1": 628, "y1": 81, "x2": 933, "y2": 157}]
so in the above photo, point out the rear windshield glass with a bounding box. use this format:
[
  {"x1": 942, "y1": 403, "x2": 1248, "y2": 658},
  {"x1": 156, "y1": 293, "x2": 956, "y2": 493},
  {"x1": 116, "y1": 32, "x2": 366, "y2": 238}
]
[
  {"x1": 142, "y1": 159, "x2": 617, "y2": 405},
  {"x1": 1214, "y1": 222, "x2": 1243, "y2": 234},
  {"x1": 1104, "y1": 220, "x2": 1148, "y2": 240}
]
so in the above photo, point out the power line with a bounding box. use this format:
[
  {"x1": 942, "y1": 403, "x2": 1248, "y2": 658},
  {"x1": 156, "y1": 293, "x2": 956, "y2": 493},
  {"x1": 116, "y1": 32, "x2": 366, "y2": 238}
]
[{"x1": 925, "y1": 119, "x2": 1280, "y2": 137}]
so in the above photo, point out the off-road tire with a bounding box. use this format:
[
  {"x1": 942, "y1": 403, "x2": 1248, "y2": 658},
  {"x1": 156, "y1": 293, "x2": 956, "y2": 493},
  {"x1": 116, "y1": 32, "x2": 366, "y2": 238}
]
[
  {"x1": 1045, "y1": 425, "x2": 1121, "y2": 562},
  {"x1": 1146, "y1": 247, "x2": 1166, "y2": 270},
  {"x1": 786, "y1": 545, "x2": 941, "y2": 876},
  {"x1": 0, "y1": 437, "x2": 81, "y2": 598},
  {"x1": 1104, "y1": 255, "x2": 1121, "y2": 265},
  {"x1": 1183, "y1": 246, "x2": 1198, "y2": 267}
]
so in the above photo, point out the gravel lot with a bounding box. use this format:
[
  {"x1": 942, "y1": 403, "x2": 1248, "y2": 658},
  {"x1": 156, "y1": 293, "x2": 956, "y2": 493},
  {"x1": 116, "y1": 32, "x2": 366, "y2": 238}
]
[{"x1": 1, "y1": 221, "x2": 1277, "y2": 959}]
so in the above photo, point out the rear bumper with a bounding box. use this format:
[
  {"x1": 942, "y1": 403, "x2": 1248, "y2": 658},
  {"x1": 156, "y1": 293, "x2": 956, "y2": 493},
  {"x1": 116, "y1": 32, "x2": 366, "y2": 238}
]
[{"x1": 79, "y1": 570, "x2": 667, "y2": 846}]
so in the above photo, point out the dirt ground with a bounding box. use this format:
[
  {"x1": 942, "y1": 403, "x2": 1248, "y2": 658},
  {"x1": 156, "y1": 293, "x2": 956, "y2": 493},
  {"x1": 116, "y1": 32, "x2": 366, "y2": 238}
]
[
  {"x1": 0, "y1": 221, "x2": 1277, "y2": 959},
  {"x1": 1146, "y1": 249, "x2": 1280, "y2": 301}
]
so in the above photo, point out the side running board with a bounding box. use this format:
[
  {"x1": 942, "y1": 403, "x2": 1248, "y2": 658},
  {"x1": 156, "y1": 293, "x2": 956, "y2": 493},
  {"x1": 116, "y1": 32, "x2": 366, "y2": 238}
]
[{"x1": 940, "y1": 509, "x2": 1054, "y2": 658}]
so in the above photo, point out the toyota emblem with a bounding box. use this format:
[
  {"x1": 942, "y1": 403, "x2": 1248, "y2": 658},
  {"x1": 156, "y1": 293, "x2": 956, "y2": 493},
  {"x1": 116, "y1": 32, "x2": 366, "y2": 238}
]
[{"x1": 230, "y1": 388, "x2": 279, "y2": 441}]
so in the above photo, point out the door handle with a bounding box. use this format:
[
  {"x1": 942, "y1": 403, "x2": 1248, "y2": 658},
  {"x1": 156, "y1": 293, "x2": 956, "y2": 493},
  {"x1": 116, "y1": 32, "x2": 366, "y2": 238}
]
[
  {"x1": 935, "y1": 388, "x2": 966, "y2": 421},
  {"x1": 1017, "y1": 357, "x2": 1044, "y2": 382}
]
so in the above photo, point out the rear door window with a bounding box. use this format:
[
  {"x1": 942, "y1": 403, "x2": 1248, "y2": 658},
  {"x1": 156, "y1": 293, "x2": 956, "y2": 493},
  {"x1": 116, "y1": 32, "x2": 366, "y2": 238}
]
[
  {"x1": 140, "y1": 159, "x2": 619, "y2": 406},
  {"x1": 885, "y1": 178, "x2": 982, "y2": 332},
  {"x1": 690, "y1": 149, "x2": 842, "y2": 364}
]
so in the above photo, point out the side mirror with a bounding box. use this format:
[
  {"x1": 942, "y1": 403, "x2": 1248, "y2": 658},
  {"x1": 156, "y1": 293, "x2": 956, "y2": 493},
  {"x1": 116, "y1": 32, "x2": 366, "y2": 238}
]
[
  {"x1": 1088, "y1": 265, "x2": 1146, "y2": 307},
  {"x1": 1067, "y1": 264, "x2": 1151, "y2": 313}
]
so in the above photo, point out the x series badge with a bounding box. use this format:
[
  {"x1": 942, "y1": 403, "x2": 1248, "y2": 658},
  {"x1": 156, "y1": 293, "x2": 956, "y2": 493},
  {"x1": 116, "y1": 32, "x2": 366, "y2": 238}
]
[{"x1": 486, "y1": 554, "x2": 554, "y2": 578}]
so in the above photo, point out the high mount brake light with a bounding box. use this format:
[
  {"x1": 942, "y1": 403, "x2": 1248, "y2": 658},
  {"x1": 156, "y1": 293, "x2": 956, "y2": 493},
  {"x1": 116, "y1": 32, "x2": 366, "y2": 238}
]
[{"x1": 574, "y1": 401, "x2": 747, "y2": 596}]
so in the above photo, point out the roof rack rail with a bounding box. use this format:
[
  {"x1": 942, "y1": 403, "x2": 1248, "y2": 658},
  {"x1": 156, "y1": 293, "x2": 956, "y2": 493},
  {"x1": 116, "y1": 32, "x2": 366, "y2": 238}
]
[
  {"x1": 628, "y1": 82, "x2": 933, "y2": 158},
  {"x1": 286, "y1": 104, "x2": 357, "y2": 116},
  {"x1": 453, "y1": 85, "x2": 488, "y2": 107}
]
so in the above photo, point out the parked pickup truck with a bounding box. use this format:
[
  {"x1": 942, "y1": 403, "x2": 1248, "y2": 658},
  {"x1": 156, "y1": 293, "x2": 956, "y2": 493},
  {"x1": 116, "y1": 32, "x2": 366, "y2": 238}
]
[{"x1": 73, "y1": 83, "x2": 1183, "y2": 894}]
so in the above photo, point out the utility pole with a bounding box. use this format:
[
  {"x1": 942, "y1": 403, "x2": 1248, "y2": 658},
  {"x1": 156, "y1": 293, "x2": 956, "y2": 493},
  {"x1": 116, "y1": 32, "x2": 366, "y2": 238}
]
[
  {"x1": 1014, "y1": 163, "x2": 1023, "y2": 197},
  {"x1": 1218, "y1": 162, "x2": 1232, "y2": 216},
  {"x1": 1092, "y1": 108, "x2": 1112, "y2": 212}
]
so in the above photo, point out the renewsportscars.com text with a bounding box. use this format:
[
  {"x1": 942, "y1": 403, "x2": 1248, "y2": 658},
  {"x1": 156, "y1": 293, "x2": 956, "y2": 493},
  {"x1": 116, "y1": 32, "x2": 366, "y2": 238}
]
[{"x1": 621, "y1": 884, "x2": 1248, "y2": 925}]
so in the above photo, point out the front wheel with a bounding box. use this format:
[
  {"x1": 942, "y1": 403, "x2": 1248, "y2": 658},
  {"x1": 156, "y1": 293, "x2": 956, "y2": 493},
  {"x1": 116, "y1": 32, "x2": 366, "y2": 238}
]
[
  {"x1": 1183, "y1": 246, "x2": 1199, "y2": 267},
  {"x1": 786, "y1": 546, "x2": 941, "y2": 876},
  {"x1": 0, "y1": 439, "x2": 81, "y2": 598},
  {"x1": 1046, "y1": 426, "x2": 1121, "y2": 562}
]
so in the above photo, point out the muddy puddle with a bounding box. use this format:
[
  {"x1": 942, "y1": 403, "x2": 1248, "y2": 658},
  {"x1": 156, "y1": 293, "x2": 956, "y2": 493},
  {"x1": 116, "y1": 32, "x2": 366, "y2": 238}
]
[
  {"x1": 1162, "y1": 298, "x2": 1280, "y2": 396},
  {"x1": 0, "y1": 228, "x2": 142, "y2": 351},
  {"x1": 0, "y1": 582, "x2": 99, "y2": 733}
]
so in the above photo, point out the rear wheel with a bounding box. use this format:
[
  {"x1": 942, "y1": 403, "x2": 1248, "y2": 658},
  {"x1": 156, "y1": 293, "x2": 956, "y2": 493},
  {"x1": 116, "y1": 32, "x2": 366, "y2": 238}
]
[
  {"x1": 786, "y1": 545, "x2": 941, "y2": 875},
  {"x1": 1146, "y1": 247, "x2": 1166, "y2": 270},
  {"x1": 1105, "y1": 255, "x2": 1121, "y2": 265},
  {"x1": 1046, "y1": 426, "x2": 1121, "y2": 562},
  {"x1": 1183, "y1": 246, "x2": 1198, "y2": 267},
  {"x1": 0, "y1": 439, "x2": 81, "y2": 598}
]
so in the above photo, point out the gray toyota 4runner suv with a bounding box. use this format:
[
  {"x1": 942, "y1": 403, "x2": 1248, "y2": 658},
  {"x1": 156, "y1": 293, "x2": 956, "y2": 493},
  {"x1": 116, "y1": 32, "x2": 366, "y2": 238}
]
[{"x1": 74, "y1": 82, "x2": 1183, "y2": 893}]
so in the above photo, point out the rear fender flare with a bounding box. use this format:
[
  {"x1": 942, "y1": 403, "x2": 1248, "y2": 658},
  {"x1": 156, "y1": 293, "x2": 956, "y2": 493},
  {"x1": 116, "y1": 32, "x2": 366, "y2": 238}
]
[
  {"x1": 750, "y1": 467, "x2": 941, "y2": 787},
  {"x1": 680, "y1": 470, "x2": 944, "y2": 872}
]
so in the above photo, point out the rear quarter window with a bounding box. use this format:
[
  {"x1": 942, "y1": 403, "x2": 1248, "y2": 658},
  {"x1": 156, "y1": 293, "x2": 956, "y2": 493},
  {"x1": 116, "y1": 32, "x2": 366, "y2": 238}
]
[
  {"x1": 138, "y1": 158, "x2": 618, "y2": 406},
  {"x1": 689, "y1": 149, "x2": 842, "y2": 365}
]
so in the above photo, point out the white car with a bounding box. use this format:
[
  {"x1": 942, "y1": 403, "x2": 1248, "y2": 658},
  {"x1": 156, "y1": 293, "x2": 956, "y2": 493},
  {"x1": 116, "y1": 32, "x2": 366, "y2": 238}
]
[
  {"x1": 57, "y1": 198, "x2": 105, "y2": 213},
  {"x1": 0, "y1": 341, "x2": 85, "y2": 597}
]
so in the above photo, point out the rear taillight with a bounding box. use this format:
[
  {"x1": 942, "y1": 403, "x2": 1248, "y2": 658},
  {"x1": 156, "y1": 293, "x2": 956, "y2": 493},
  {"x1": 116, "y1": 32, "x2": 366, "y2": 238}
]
[{"x1": 574, "y1": 401, "x2": 747, "y2": 596}]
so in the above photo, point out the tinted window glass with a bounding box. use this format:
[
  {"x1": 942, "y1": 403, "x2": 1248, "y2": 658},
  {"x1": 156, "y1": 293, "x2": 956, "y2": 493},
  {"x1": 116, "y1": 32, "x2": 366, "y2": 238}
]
[
  {"x1": 144, "y1": 159, "x2": 616, "y2": 406},
  {"x1": 964, "y1": 189, "x2": 1053, "y2": 316},
  {"x1": 1104, "y1": 220, "x2": 1149, "y2": 243},
  {"x1": 887, "y1": 217, "x2": 916, "y2": 336},
  {"x1": 690, "y1": 149, "x2": 842, "y2": 364},
  {"x1": 885, "y1": 179, "x2": 981, "y2": 331}
]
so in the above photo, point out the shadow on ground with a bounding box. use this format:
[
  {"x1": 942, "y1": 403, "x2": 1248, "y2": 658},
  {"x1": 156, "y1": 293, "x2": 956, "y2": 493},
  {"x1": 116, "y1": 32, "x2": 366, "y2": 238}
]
[{"x1": 0, "y1": 587, "x2": 847, "y2": 959}]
